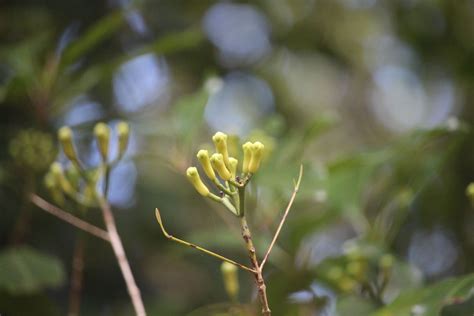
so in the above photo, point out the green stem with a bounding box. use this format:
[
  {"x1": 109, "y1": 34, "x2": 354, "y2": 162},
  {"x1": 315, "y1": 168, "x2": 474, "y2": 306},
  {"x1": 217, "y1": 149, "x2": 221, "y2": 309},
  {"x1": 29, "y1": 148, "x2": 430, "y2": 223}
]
[{"x1": 155, "y1": 208, "x2": 255, "y2": 273}]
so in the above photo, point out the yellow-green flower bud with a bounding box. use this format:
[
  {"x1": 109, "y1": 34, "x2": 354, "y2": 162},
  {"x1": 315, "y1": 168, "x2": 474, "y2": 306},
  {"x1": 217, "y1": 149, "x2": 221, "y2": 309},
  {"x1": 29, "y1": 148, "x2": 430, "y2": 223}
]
[
  {"x1": 45, "y1": 173, "x2": 64, "y2": 206},
  {"x1": 50, "y1": 162, "x2": 63, "y2": 179},
  {"x1": 212, "y1": 132, "x2": 230, "y2": 168},
  {"x1": 248, "y1": 141, "x2": 264, "y2": 173},
  {"x1": 379, "y1": 254, "x2": 395, "y2": 270},
  {"x1": 327, "y1": 267, "x2": 343, "y2": 281},
  {"x1": 186, "y1": 167, "x2": 210, "y2": 197},
  {"x1": 44, "y1": 172, "x2": 57, "y2": 190},
  {"x1": 210, "y1": 153, "x2": 232, "y2": 180},
  {"x1": 66, "y1": 163, "x2": 80, "y2": 189},
  {"x1": 50, "y1": 162, "x2": 73, "y2": 194},
  {"x1": 117, "y1": 121, "x2": 130, "y2": 158},
  {"x1": 242, "y1": 142, "x2": 252, "y2": 173},
  {"x1": 197, "y1": 149, "x2": 216, "y2": 181},
  {"x1": 221, "y1": 262, "x2": 239, "y2": 301},
  {"x1": 346, "y1": 261, "x2": 365, "y2": 280},
  {"x1": 93, "y1": 122, "x2": 110, "y2": 161},
  {"x1": 466, "y1": 183, "x2": 474, "y2": 201},
  {"x1": 58, "y1": 127, "x2": 77, "y2": 162},
  {"x1": 338, "y1": 277, "x2": 356, "y2": 292},
  {"x1": 229, "y1": 157, "x2": 238, "y2": 178}
]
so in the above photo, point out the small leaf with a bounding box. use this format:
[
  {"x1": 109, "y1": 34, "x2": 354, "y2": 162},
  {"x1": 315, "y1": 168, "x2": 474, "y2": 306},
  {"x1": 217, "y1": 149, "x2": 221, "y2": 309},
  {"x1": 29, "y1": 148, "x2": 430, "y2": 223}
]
[
  {"x1": 61, "y1": 10, "x2": 125, "y2": 66},
  {"x1": 372, "y1": 273, "x2": 474, "y2": 316},
  {"x1": 0, "y1": 246, "x2": 65, "y2": 295}
]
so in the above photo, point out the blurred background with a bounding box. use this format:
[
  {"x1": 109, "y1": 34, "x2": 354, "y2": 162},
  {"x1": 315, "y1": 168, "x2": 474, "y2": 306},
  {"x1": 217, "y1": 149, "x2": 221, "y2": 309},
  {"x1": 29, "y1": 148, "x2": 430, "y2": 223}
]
[{"x1": 1, "y1": 0, "x2": 474, "y2": 315}]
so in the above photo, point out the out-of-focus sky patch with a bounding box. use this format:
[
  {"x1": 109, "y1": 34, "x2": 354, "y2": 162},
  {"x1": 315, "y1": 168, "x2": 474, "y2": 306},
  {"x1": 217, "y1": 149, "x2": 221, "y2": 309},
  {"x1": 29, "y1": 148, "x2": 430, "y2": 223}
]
[
  {"x1": 107, "y1": 160, "x2": 138, "y2": 208},
  {"x1": 370, "y1": 65, "x2": 457, "y2": 133},
  {"x1": 289, "y1": 283, "x2": 336, "y2": 316},
  {"x1": 204, "y1": 72, "x2": 274, "y2": 136},
  {"x1": 266, "y1": 49, "x2": 347, "y2": 118},
  {"x1": 295, "y1": 224, "x2": 356, "y2": 268},
  {"x1": 408, "y1": 228, "x2": 459, "y2": 278},
  {"x1": 203, "y1": 3, "x2": 271, "y2": 67},
  {"x1": 60, "y1": 95, "x2": 105, "y2": 127},
  {"x1": 113, "y1": 53, "x2": 170, "y2": 113},
  {"x1": 363, "y1": 34, "x2": 416, "y2": 71},
  {"x1": 125, "y1": 10, "x2": 150, "y2": 36}
]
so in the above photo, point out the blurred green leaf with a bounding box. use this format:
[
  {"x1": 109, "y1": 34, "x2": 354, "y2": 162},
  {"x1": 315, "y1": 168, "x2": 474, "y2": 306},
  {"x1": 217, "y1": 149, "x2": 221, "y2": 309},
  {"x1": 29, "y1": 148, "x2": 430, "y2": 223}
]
[
  {"x1": 322, "y1": 152, "x2": 388, "y2": 214},
  {"x1": 172, "y1": 88, "x2": 209, "y2": 149},
  {"x1": 337, "y1": 295, "x2": 377, "y2": 316},
  {"x1": 51, "y1": 29, "x2": 203, "y2": 114},
  {"x1": 441, "y1": 295, "x2": 474, "y2": 316},
  {"x1": 0, "y1": 246, "x2": 65, "y2": 295},
  {"x1": 372, "y1": 273, "x2": 474, "y2": 316},
  {"x1": 61, "y1": 10, "x2": 125, "y2": 66}
]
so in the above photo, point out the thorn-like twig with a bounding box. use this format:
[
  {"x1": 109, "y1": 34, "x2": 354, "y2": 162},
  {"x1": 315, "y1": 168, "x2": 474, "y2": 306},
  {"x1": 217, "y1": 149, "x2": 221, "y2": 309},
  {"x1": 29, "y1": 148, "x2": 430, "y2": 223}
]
[
  {"x1": 259, "y1": 164, "x2": 303, "y2": 270},
  {"x1": 30, "y1": 194, "x2": 110, "y2": 242},
  {"x1": 155, "y1": 208, "x2": 257, "y2": 274}
]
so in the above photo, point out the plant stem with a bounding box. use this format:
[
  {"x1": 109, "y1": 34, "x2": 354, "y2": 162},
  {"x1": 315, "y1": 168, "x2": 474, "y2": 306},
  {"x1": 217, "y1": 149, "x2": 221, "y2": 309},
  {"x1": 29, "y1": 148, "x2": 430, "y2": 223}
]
[
  {"x1": 99, "y1": 198, "x2": 146, "y2": 316},
  {"x1": 240, "y1": 216, "x2": 271, "y2": 316},
  {"x1": 68, "y1": 233, "x2": 86, "y2": 316},
  {"x1": 260, "y1": 165, "x2": 303, "y2": 270},
  {"x1": 30, "y1": 194, "x2": 110, "y2": 242},
  {"x1": 155, "y1": 208, "x2": 256, "y2": 273}
]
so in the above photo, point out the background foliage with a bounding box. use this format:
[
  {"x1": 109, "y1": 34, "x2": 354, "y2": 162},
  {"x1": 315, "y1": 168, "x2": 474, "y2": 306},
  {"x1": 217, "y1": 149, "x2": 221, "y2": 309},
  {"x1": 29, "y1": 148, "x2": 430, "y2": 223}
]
[{"x1": 1, "y1": 0, "x2": 473, "y2": 315}]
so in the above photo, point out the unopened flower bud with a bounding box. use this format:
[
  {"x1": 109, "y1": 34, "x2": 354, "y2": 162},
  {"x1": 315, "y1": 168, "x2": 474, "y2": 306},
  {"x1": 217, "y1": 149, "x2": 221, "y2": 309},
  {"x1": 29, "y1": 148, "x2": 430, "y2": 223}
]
[
  {"x1": 186, "y1": 167, "x2": 210, "y2": 197},
  {"x1": 346, "y1": 261, "x2": 365, "y2": 280},
  {"x1": 242, "y1": 142, "x2": 252, "y2": 173},
  {"x1": 58, "y1": 127, "x2": 77, "y2": 162},
  {"x1": 45, "y1": 172, "x2": 64, "y2": 205},
  {"x1": 466, "y1": 183, "x2": 474, "y2": 202},
  {"x1": 93, "y1": 122, "x2": 110, "y2": 161},
  {"x1": 212, "y1": 132, "x2": 230, "y2": 168},
  {"x1": 50, "y1": 162, "x2": 63, "y2": 179},
  {"x1": 117, "y1": 121, "x2": 130, "y2": 158},
  {"x1": 338, "y1": 277, "x2": 356, "y2": 292},
  {"x1": 197, "y1": 150, "x2": 216, "y2": 181},
  {"x1": 50, "y1": 162, "x2": 73, "y2": 194},
  {"x1": 328, "y1": 267, "x2": 343, "y2": 281},
  {"x1": 44, "y1": 172, "x2": 57, "y2": 190},
  {"x1": 248, "y1": 141, "x2": 264, "y2": 173},
  {"x1": 229, "y1": 157, "x2": 238, "y2": 178},
  {"x1": 221, "y1": 262, "x2": 239, "y2": 301},
  {"x1": 379, "y1": 254, "x2": 395, "y2": 270},
  {"x1": 210, "y1": 153, "x2": 232, "y2": 180},
  {"x1": 66, "y1": 163, "x2": 81, "y2": 189}
]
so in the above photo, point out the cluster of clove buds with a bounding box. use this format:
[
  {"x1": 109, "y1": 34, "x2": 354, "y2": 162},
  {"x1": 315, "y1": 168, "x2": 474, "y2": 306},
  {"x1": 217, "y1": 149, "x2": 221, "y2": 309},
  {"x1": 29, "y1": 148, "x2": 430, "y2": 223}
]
[{"x1": 186, "y1": 132, "x2": 265, "y2": 217}]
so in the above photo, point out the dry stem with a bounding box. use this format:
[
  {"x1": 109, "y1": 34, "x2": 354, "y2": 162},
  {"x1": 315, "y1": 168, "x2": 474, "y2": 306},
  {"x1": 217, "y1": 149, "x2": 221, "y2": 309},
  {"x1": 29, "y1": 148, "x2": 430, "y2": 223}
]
[
  {"x1": 99, "y1": 199, "x2": 146, "y2": 316},
  {"x1": 260, "y1": 165, "x2": 303, "y2": 270},
  {"x1": 68, "y1": 234, "x2": 85, "y2": 316},
  {"x1": 155, "y1": 208, "x2": 256, "y2": 273},
  {"x1": 30, "y1": 194, "x2": 110, "y2": 242},
  {"x1": 240, "y1": 216, "x2": 271, "y2": 316}
]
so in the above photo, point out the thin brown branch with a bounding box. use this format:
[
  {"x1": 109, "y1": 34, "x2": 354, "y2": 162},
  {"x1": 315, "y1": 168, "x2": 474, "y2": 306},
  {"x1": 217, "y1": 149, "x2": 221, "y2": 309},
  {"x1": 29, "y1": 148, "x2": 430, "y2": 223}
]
[
  {"x1": 155, "y1": 208, "x2": 256, "y2": 273},
  {"x1": 240, "y1": 216, "x2": 271, "y2": 316},
  {"x1": 68, "y1": 234, "x2": 86, "y2": 316},
  {"x1": 30, "y1": 194, "x2": 110, "y2": 242},
  {"x1": 99, "y1": 199, "x2": 146, "y2": 316},
  {"x1": 260, "y1": 165, "x2": 303, "y2": 270}
]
